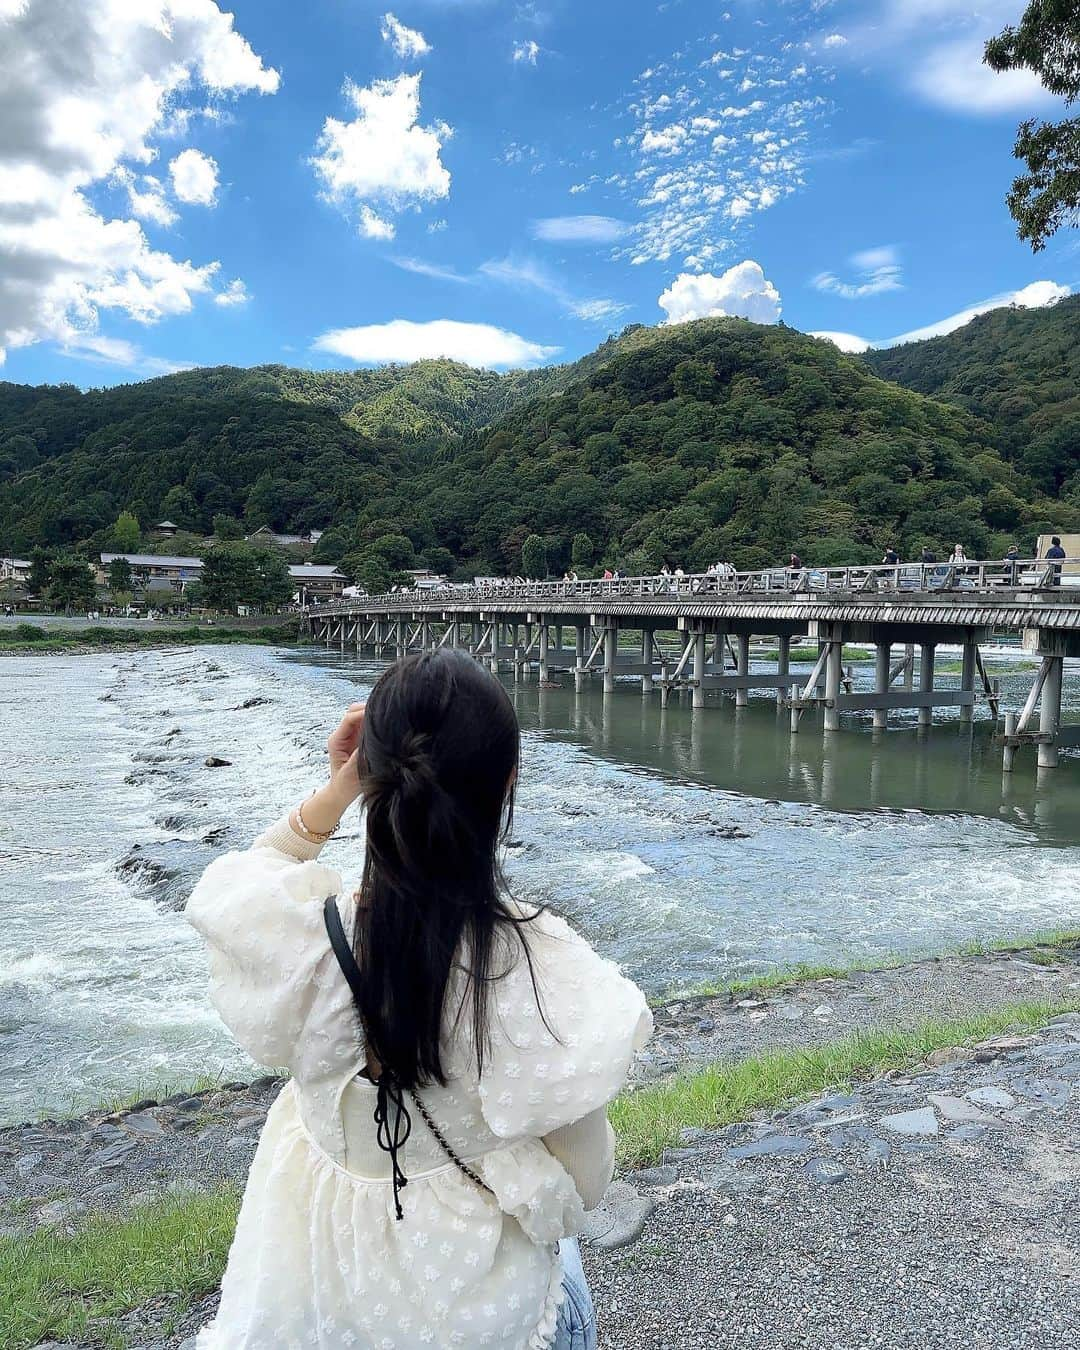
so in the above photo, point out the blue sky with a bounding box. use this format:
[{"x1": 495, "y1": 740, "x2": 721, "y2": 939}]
[{"x1": 0, "y1": 0, "x2": 1075, "y2": 387}]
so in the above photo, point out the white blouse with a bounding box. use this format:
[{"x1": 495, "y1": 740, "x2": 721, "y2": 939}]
[{"x1": 185, "y1": 818, "x2": 652, "y2": 1350}]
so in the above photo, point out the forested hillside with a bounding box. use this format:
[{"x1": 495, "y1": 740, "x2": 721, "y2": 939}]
[
  {"x1": 1, "y1": 313, "x2": 1075, "y2": 575},
  {"x1": 864, "y1": 295, "x2": 1080, "y2": 492}
]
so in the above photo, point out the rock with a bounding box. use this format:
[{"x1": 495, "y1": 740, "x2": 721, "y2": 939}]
[
  {"x1": 36, "y1": 1198, "x2": 84, "y2": 1227},
  {"x1": 14, "y1": 1152, "x2": 43, "y2": 1176},
  {"x1": 951, "y1": 1123, "x2": 989, "y2": 1142},
  {"x1": 775, "y1": 1004, "x2": 805, "y2": 1021},
  {"x1": 28, "y1": 1172, "x2": 71, "y2": 1191},
  {"x1": 699, "y1": 1163, "x2": 763, "y2": 1195},
  {"x1": 865, "y1": 1139, "x2": 892, "y2": 1164},
  {"x1": 965, "y1": 1086, "x2": 1016, "y2": 1109},
  {"x1": 722, "y1": 1212, "x2": 738, "y2": 1227},
  {"x1": 1012, "y1": 1077, "x2": 1071, "y2": 1109},
  {"x1": 736, "y1": 998, "x2": 766, "y2": 1010},
  {"x1": 87, "y1": 1138, "x2": 137, "y2": 1167},
  {"x1": 727, "y1": 1134, "x2": 813, "y2": 1160},
  {"x1": 627, "y1": 1164, "x2": 679, "y2": 1188},
  {"x1": 925, "y1": 1047, "x2": 975, "y2": 1068},
  {"x1": 225, "y1": 1135, "x2": 258, "y2": 1152},
  {"x1": 811, "y1": 1004, "x2": 834, "y2": 1019},
  {"x1": 121, "y1": 1111, "x2": 165, "y2": 1138},
  {"x1": 879, "y1": 1107, "x2": 939, "y2": 1137},
  {"x1": 973, "y1": 1034, "x2": 1041, "y2": 1056},
  {"x1": 927, "y1": 1094, "x2": 1004, "y2": 1127},
  {"x1": 802, "y1": 1157, "x2": 849, "y2": 1186},
  {"x1": 204, "y1": 756, "x2": 232, "y2": 768},
  {"x1": 580, "y1": 1181, "x2": 655, "y2": 1251}
]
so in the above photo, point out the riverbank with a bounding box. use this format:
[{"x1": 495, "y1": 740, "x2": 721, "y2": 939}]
[
  {"x1": 3, "y1": 938, "x2": 1078, "y2": 1348},
  {"x1": 0, "y1": 622, "x2": 298, "y2": 655}
]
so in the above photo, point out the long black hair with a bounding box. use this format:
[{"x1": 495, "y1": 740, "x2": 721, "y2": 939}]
[{"x1": 352, "y1": 647, "x2": 537, "y2": 1089}]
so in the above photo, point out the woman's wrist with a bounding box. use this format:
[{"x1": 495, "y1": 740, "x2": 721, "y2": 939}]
[{"x1": 292, "y1": 778, "x2": 356, "y2": 840}]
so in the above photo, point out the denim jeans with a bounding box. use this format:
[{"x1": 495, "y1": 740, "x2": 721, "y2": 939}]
[{"x1": 552, "y1": 1238, "x2": 597, "y2": 1349}]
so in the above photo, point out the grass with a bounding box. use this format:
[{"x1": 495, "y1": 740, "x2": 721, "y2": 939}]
[
  {"x1": 0, "y1": 1189, "x2": 240, "y2": 1350},
  {"x1": 609, "y1": 997, "x2": 1080, "y2": 1169},
  {"x1": 0, "y1": 622, "x2": 298, "y2": 653},
  {"x1": 658, "y1": 927, "x2": 1080, "y2": 1005}
]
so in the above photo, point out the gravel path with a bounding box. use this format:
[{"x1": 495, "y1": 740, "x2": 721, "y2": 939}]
[{"x1": 587, "y1": 1013, "x2": 1080, "y2": 1349}]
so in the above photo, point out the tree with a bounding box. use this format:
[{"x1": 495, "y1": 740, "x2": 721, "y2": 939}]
[
  {"x1": 571, "y1": 532, "x2": 594, "y2": 568},
  {"x1": 212, "y1": 513, "x2": 244, "y2": 540},
  {"x1": 200, "y1": 542, "x2": 291, "y2": 613},
  {"x1": 521, "y1": 534, "x2": 548, "y2": 579},
  {"x1": 47, "y1": 555, "x2": 96, "y2": 613},
  {"x1": 985, "y1": 1, "x2": 1080, "y2": 250},
  {"x1": 107, "y1": 556, "x2": 133, "y2": 592},
  {"x1": 158, "y1": 485, "x2": 198, "y2": 530},
  {"x1": 110, "y1": 511, "x2": 140, "y2": 551},
  {"x1": 28, "y1": 547, "x2": 55, "y2": 597}
]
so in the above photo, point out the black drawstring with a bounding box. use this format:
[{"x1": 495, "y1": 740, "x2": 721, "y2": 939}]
[{"x1": 372, "y1": 1069, "x2": 412, "y2": 1220}]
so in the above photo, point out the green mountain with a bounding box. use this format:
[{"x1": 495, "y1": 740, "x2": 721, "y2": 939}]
[
  {"x1": 1, "y1": 313, "x2": 1074, "y2": 573},
  {"x1": 863, "y1": 294, "x2": 1080, "y2": 493}
]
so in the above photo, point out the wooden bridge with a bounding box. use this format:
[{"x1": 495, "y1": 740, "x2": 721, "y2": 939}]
[{"x1": 301, "y1": 560, "x2": 1080, "y2": 771}]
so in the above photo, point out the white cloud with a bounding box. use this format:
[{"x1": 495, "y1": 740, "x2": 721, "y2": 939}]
[
  {"x1": 169, "y1": 149, "x2": 220, "y2": 206},
  {"x1": 837, "y1": 2, "x2": 1059, "y2": 115},
  {"x1": 813, "y1": 244, "x2": 903, "y2": 299},
  {"x1": 313, "y1": 319, "x2": 558, "y2": 369},
  {"x1": 809, "y1": 330, "x2": 869, "y2": 353},
  {"x1": 513, "y1": 39, "x2": 540, "y2": 65},
  {"x1": 531, "y1": 215, "x2": 628, "y2": 244},
  {"x1": 381, "y1": 12, "x2": 430, "y2": 60},
  {"x1": 311, "y1": 74, "x2": 451, "y2": 238},
  {"x1": 658, "y1": 261, "x2": 782, "y2": 325},
  {"x1": 811, "y1": 279, "x2": 1071, "y2": 351},
  {"x1": 479, "y1": 255, "x2": 629, "y2": 323},
  {"x1": 359, "y1": 205, "x2": 396, "y2": 240},
  {"x1": 0, "y1": 0, "x2": 278, "y2": 366},
  {"x1": 214, "y1": 278, "x2": 250, "y2": 307},
  {"x1": 112, "y1": 169, "x2": 178, "y2": 228},
  {"x1": 823, "y1": 34, "x2": 847, "y2": 48}
]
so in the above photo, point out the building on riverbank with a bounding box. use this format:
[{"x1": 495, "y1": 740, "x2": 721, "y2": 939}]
[
  {"x1": 288, "y1": 563, "x2": 346, "y2": 604},
  {"x1": 97, "y1": 553, "x2": 203, "y2": 599}
]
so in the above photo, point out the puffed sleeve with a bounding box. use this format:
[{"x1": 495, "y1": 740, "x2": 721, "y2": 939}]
[
  {"x1": 184, "y1": 833, "x2": 347, "y2": 1071},
  {"x1": 477, "y1": 909, "x2": 653, "y2": 1139}
]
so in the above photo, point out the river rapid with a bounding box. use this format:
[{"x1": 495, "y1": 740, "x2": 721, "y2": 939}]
[{"x1": 3, "y1": 641, "x2": 1080, "y2": 1125}]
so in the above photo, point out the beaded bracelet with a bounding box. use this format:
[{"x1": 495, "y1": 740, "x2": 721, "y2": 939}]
[{"x1": 294, "y1": 797, "x2": 340, "y2": 843}]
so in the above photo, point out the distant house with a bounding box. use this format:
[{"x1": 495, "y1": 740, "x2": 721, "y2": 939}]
[
  {"x1": 153, "y1": 520, "x2": 179, "y2": 537},
  {"x1": 98, "y1": 552, "x2": 202, "y2": 596},
  {"x1": 246, "y1": 525, "x2": 323, "y2": 552},
  {"x1": 404, "y1": 568, "x2": 448, "y2": 592},
  {"x1": 289, "y1": 563, "x2": 346, "y2": 603},
  {"x1": 1, "y1": 558, "x2": 32, "y2": 585}
]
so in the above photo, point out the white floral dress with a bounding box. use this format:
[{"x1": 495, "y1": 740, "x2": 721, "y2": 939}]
[{"x1": 185, "y1": 830, "x2": 652, "y2": 1350}]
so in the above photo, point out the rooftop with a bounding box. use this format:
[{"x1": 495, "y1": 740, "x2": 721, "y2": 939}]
[
  {"x1": 100, "y1": 553, "x2": 203, "y2": 568},
  {"x1": 289, "y1": 564, "x2": 345, "y2": 578}
]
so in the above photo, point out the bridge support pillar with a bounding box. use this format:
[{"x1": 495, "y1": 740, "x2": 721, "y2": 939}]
[
  {"x1": 873, "y1": 643, "x2": 890, "y2": 730},
  {"x1": 603, "y1": 626, "x2": 617, "y2": 696},
  {"x1": 1038, "y1": 654, "x2": 1063, "y2": 768},
  {"x1": 918, "y1": 643, "x2": 935, "y2": 728},
  {"x1": 539, "y1": 621, "x2": 549, "y2": 683},
  {"x1": 735, "y1": 633, "x2": 750, "y2": 708},
  {"x1": 776, "y1": 634, "x2": 790, "y2": 708},
  {"x1": 641, "y1": 629, "x2": 654, "y2": 695},
  {"x1": 1003, "y1": 711, "x2": 1018, "y2": 773},
  {"x1": 823, "y1": 638, "x2": 843, "y2": 732},
  {"x1": 574, "y1": 625, "x2": 587, "y2": 691},
  {"x1": 960, "y1": 640, "x2": 976, "y2": 725},
  {"x1": 903, "y1": 644, "x2": 915, "y2": 691},
  {"x1": 692, "y1": 627, "x2": 706, "y2": 709}
]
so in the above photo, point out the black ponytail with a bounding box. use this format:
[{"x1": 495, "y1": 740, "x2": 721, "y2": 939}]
[{"x1": 351, "y1": 648, "x2": 538, "y2": 1089}]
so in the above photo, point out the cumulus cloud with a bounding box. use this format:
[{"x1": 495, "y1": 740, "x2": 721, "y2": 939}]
[
  {"x1": 813, "y1": 244, "x2": 902, "y2": 299},
  {"x1": 658, "y1": 261, "x2": 782, "y2": 325},
  {"x1": 311, "y1": 74, "x2": 451, "y2": 237},
  {"x1": 812, "y1": 280, "x2": 1071, "y2": 351},
  {"x1": 513, "y1": 39, "x2": 540, "y2": 65},
  {"x1": 214, "y1": 278, "x2": 250, "y2": 307},
  {"x1": 169, "y1": 149, "x2": 220, "y2": 206},
  {"x1": 359, "y1": 205, "x2": 396, "y2": 240},
  {"x1": 313, "y1": 319, "x2": 558, "y2": 368},
  {"x1": 0, "y1": 0, "x2": 279, "y2": 366},
  {"x1": 381, "y1": 12, "x2": 430, "y2": 60},
  {"x1": 531, "y1": 215, "x2": 628, "y2": 244}
]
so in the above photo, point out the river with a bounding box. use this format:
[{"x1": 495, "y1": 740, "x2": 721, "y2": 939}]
[{"x1": 2, "y1": 641, "x2": 1079, "y2": 1125}]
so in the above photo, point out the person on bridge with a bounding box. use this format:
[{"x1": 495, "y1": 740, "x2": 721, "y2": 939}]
[
  {"x1": 1046, "y1": 535, "x2": 1067, "y2": 585},
  {"x1": 882, "y1": 547, "x2": 899, "y2": 566},
  {"x1": 1003, "y1": 544, "x2": 1020, "y2": 585},
  {"x1": 920, "y1": 546, "x2": 937, "y2": 566},
  {"x1": 186, "y1": 650, "x2": 650, "y2": 1350}
]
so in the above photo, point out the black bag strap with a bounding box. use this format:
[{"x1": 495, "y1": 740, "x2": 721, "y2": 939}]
[{"x1": 321, "y1": 895, "x2": 493, "y2": 1210}]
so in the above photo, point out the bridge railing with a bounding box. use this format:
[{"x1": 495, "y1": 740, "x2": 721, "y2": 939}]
[{"x1": 301, "y1": 558, "x2": 1065, "y2": 615}]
